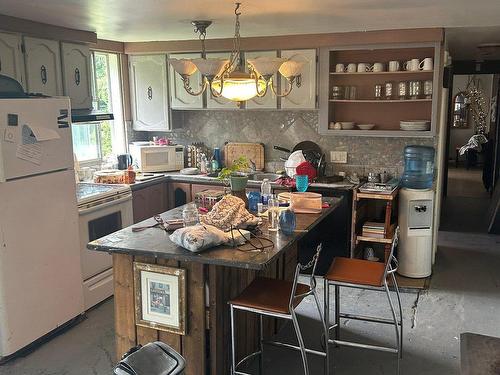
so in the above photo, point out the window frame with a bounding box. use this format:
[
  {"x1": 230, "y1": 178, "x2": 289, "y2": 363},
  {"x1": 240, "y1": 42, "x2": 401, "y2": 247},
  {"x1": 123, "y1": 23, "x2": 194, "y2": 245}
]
[{"x1": 73, "y1": 50, "x2": 127, "y2": 167}]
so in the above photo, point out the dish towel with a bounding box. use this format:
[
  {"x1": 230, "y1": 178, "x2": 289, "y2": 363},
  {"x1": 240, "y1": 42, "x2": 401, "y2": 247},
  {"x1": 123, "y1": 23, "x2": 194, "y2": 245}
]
[{"x1": 201, "y1": 195, "x2": 261, "y2": 231}]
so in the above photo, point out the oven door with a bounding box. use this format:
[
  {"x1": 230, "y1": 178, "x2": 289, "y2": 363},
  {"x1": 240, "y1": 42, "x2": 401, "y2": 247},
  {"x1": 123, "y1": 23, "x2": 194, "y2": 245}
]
[
  {"x1": 141, "y1": 147, "x2": 174, "y2": 172},
  {"x1": 78, "y1": 193, "x2": 133, "y2": 308}
]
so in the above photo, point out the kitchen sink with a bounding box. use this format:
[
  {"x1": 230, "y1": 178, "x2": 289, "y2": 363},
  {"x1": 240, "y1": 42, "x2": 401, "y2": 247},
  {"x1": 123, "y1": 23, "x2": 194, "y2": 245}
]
[{"x1": 249, "y1": 172, "x2": 283, "y2": 182}]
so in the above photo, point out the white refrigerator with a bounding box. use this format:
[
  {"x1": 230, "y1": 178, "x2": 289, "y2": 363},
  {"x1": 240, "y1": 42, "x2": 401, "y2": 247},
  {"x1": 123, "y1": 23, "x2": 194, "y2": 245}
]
[{"x1": 0, "y1": 98, "x2": 84, "y2": 361}]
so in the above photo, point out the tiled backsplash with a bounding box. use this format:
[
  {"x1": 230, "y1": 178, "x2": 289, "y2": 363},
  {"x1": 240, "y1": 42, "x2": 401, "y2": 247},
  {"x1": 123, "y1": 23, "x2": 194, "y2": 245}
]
[{"x1": 129, "y1": 110, "x2": 436, "y2": 177}]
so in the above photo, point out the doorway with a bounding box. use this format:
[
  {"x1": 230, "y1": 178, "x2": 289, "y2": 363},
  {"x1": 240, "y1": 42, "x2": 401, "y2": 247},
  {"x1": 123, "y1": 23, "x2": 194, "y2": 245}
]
[{"x1": 441, "y1": 72, "x2": 500, "y2": 233}]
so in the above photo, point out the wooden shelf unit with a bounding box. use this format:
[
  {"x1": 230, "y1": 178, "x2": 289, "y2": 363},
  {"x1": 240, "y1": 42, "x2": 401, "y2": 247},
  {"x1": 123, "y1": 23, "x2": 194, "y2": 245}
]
[
  {"x1": 351, "y1": 188, "x2": 399, "y2": 262},
  {"x1": 319, "y1": 44, "x2": 441, "y2": 136}
]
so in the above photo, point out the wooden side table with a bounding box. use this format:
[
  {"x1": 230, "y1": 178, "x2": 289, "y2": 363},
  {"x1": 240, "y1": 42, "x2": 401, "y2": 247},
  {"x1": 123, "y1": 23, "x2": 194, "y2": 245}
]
[{"x1": 351, "y1": 188, "x2": 399, "y2": 262}]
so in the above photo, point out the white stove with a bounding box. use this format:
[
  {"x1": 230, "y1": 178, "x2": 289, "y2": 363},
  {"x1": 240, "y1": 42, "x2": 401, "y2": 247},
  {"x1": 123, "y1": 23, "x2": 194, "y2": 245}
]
[
  {"x1": 76, "y1": 182, "x2": 131, "y2": 207},
  {"x1": 76, "y1": 182, "x2": 133, "y2": 309}
]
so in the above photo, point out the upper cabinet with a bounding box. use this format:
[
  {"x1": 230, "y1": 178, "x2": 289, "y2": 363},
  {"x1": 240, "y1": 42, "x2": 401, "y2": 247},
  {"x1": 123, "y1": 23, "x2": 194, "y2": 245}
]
[
  {"x1": 280, "y1": 49, "x2": 317, "y2": 109},
  {"x1": 23, "y1": 37, "x2": 63, "y2": 96},
  {"x1": 168, "y1": 52, "x2": 203, "y2": 109},
  {"x1": 129, "y1": 54, "x2": 170, "y2": 131},
  {"x1": 245, "y1": 50, "x2": 278, "y2": 109},
  {"x1": 0, "y1": 32, "x2": 25, "y2": 88},
  {"x1": 206, "y1": 52, "x2": 239, "y2": 110},
  {"x1": 61, "y1": 42, "x2": 92, "y2": 109}
]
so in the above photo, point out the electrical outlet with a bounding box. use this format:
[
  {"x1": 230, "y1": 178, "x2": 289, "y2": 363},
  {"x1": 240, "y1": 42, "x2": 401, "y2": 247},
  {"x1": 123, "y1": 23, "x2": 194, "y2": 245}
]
[{"x1": 330, "y1": 151, "x2": 348, "y2": 164}]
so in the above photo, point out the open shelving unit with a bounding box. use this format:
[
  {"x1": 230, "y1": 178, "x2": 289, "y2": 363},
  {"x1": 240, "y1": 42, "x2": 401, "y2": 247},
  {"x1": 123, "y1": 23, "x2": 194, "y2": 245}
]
[
  {"x1": 351, "y1": 188, "x2": 399, "y2": 262},
  {"x1": 319, "y1": 44, "x2": 441, "y2": 137}
]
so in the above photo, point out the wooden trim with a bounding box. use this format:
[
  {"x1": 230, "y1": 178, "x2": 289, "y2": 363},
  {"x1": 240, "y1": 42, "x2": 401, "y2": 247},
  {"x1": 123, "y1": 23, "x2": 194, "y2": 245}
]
[
  {"x1": 0, "y1": 14, "x2": 97, "y2": 44},
  {"x1": 94, "y1": 39, "x2": 125, "y2": 53},
  {"x1": 112, "y1": 254, "x2": 137, "y2": 360},
  {"x1": 124, "y1": 28, "x2": 444, "y2": 54}
]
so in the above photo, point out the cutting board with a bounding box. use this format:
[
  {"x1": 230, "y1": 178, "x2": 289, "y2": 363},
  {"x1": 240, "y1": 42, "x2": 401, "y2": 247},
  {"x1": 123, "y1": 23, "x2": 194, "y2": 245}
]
[{"x1": 224, "y1": 143, "x2": 265, "y2": 171}]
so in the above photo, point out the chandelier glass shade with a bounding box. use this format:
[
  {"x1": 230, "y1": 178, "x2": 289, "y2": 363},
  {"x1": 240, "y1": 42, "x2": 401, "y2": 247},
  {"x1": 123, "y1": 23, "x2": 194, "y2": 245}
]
[{"x1": 168, "y1": 3, "x2": 305, "y2": 102}]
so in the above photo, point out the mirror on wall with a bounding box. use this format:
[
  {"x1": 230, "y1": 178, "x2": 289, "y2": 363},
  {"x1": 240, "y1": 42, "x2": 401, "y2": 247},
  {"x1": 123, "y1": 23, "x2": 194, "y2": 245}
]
[{"x1": 452, "y1": 91, "x2": 470, "y2": 128}]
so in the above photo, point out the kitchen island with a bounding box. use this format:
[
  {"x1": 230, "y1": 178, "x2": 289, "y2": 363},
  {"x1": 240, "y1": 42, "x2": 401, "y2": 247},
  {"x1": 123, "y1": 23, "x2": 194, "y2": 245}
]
[{"x1": 88, "y1": 197, "x2": 342, "y2": 375}]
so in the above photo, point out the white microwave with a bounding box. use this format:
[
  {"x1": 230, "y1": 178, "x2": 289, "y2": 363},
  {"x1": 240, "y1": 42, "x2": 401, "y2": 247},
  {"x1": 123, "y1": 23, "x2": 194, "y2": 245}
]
[{"x1": 129, "y1": 143, "x2": 185, "y2": 172}]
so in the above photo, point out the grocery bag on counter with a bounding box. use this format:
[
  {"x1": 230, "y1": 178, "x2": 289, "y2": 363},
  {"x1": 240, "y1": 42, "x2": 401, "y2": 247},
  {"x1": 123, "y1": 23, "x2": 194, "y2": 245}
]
[{"x1": 170, "y1": 224, "x2": 250, "y2": 252}]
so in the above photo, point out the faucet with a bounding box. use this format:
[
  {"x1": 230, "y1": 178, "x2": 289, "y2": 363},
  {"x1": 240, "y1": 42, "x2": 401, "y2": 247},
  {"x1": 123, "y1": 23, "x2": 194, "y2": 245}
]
[{"x1": 249, "y1": 159, "x2": 256, "y2": 173}]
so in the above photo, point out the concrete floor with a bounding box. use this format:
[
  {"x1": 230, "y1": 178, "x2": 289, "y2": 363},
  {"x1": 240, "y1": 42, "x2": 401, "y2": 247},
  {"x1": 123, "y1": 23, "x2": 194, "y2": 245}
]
[{"x1": 2, "y1": 230, "x2": 499, "y2": 375}]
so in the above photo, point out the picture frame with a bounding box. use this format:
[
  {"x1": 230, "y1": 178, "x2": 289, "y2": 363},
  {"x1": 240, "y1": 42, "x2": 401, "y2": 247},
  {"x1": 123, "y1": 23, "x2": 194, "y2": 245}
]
[{"x1": 133, "y1": 262, "x2": 186, "y2": 335}]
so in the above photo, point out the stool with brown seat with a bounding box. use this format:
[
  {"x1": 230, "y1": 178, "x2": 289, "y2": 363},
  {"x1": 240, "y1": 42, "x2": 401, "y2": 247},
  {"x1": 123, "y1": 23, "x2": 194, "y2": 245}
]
[
  {"x1": 324, "y1": 228, "x2": 402, "y2": 374},
  {"x1": 229, "y1": 244, "x2": 329, "y2": 375}
]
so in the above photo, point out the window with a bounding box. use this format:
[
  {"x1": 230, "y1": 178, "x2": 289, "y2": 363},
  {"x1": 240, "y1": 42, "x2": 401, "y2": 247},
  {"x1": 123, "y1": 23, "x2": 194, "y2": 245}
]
[{"x1": 72, "y1": 52, "x2": 127, "y2": 165}]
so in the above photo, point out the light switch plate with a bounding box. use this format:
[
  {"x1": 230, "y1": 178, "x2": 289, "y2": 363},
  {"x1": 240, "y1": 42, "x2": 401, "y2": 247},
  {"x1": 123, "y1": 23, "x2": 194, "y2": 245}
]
[{"x1": 330, "y1": 151, "x2": 348, "y2": 163}]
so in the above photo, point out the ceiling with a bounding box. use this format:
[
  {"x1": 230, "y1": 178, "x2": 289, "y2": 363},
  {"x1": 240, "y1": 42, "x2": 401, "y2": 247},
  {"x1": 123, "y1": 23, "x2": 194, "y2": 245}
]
[{"x1": 1, "y1": 0, "x2": 500, "y2": 59}]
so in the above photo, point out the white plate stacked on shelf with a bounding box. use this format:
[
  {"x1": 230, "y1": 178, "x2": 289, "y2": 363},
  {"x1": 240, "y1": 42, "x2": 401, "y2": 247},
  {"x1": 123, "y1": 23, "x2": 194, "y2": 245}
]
[{"x1": 400, "y1": 120, "x2": 431, "y2": 131}]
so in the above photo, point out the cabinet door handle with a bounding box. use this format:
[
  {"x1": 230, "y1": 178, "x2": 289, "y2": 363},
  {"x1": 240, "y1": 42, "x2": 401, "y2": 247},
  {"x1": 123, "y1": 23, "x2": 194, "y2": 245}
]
[
  {"x1": 74, "y1": 68, "x2": 80, "y2": 86},
  {"x1": 147, "y1": 86, "x2": 153, "y2": 100},
  {"x1": 40, "y1": 65, "x2": 47, "y2": 84},
  {"x1": 0, "y1": 57, "x2": 2, "y2": 72}
]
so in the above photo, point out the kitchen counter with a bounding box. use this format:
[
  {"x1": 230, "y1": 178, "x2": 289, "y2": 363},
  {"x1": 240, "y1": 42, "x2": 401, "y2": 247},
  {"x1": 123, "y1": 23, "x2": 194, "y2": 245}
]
[
  {"x1": 88, "y1": 197, "x2": 342, "y2": 373},
  {"x1": 88, "y1": 197, "x2": 342, "y2": 270},
  {"x1": 127, "y1": 171, "x2": 357, "y2": 191}
]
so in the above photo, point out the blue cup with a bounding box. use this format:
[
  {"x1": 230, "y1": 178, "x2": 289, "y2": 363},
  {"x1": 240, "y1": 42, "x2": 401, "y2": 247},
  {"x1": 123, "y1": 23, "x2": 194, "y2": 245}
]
[
  {"x1": 279, "y1": 209, "x2": 296, "y2": 235},
  {"x1": 295, "y1": 175, "x2": 309, "y2": 192},
  {"x1": 247, "y1": 191, "x2": 261, "y2": 212}
]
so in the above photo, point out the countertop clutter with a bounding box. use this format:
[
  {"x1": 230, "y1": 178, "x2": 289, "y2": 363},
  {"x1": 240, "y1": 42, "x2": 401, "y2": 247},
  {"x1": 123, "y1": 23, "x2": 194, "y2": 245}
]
[{"x1": 88, "y1": 197, "x2": 342, "y2": 269}]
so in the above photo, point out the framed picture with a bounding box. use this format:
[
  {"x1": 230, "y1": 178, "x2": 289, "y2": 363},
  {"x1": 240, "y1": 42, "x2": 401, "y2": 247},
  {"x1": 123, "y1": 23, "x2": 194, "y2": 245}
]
[{"x1": 134, "y1": 262, "x2": 186, "y2": 335}]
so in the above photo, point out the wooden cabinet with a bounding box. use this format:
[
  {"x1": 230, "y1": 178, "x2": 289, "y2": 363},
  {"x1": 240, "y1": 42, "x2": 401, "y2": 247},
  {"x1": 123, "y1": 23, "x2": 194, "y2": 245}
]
[
  {"x1": 129, "y1": 54, "x2": 170, "y2": 131},
  {"x1": 167, "y1": 182, "x2": 192, "y2": 209},
  {"x1": 168, "y1": 52, "x2": 203, "y2": 109},
  {"x1": 132, "y1": 183, "x2": 168, "y2": 223},
  {"x1": 61, "y1": 42, "x2": 92, "y2": 109},
  {"x1": 280, "y1": 49, "x2": 317, "y2": 109},
  {"x1": 205, "y1": 52, "x2": 239, "y2": 110},
  {"x1": 245, "y1": 50, "x2": 278, "y2": 109},
  {"x1": 0, "y1": 32, "x2": 25, "y2": 87},
  {"x1": 23, "y1": 37, "x2": 63, "y2": 96},
  {"x1": 318, "y1": 44, "x2": 440, "y2": 137}
]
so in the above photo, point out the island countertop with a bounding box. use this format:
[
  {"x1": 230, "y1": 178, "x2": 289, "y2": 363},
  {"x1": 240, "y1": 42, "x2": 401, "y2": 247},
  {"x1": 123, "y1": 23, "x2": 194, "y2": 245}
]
[{"x1": 87, "y1": 197, "x2": 342, "y2": 270}]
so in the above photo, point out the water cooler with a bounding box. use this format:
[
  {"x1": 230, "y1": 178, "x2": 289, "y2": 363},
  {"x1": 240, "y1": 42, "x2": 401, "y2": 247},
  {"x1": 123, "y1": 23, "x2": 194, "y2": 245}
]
[{"x1": 398, "y1": 188, "x2": 434, "y2": 278}]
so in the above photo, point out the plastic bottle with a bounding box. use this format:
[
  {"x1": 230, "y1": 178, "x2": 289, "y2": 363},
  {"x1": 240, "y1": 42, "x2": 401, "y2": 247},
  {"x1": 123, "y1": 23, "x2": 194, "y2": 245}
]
[
  {"x1": 261, "y1": 178, "x2": 272, "y2": 207},
  {"x1": 401, "y1": 145, "x2": 435, "y2": 189}
]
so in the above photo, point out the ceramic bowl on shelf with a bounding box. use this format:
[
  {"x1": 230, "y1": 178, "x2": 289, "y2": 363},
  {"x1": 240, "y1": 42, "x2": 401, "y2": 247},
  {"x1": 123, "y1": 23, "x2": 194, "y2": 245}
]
[
  {"x1": 340, "y1": 122, "x2": 356, "y2": 130},
  {"x1": 357, "y1": 124, "x2": 376, "y2": 130},
  {"x1": 399, "y1": 120, "x2": 431, "y2": 131}
]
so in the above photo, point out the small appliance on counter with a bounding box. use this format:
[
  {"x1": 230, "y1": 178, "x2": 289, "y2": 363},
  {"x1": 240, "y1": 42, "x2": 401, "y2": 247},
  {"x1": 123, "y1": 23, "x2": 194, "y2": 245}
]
[
  {"x1": 117, "y1": 153, "x2": 133, "y2": 170},
  {"x1": 129, "y1": 142, "x2": 185, "y2": 172}
]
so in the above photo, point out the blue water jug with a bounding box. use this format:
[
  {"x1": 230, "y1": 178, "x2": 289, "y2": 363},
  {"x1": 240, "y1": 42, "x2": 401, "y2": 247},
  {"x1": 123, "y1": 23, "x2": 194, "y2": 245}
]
[{"x1": 401, "y1": 145, "x2": 435, "y2": 189}]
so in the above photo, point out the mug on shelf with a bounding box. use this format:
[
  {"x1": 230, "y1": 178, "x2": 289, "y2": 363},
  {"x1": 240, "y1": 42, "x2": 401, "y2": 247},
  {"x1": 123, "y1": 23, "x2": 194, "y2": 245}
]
[
  {"x1": 357, "y1": 63, "x2": 372, "y2": 73},
  {"x1": 347, "y1": 63, "x2": 357, "y2": 73},
  {"x1": 374, "y1": 84, "x2": 383, "y2": 99},
  {"x1": 404, "y1": 58, "x2": 421, "y2": 71},
  {"x1": 388, "y1": 60, "x2": 400, "y2": 72},
  {"x1": 424, "y1": 80, "x2": 433, "y2": 98},
  {"x1": 420, "y1": 57, "x2": 433, "y2": 71},
  {"x1": 373, "y1": 62, "x2": 385, "y2": 72},
  {"x1": 335, "y1": 63, "x2": 345, "y2": 73}
]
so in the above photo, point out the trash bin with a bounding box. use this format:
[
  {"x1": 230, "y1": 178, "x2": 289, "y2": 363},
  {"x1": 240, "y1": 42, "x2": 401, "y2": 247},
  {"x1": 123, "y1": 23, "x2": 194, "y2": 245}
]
[{"x1": 114, "y1": 342, "x2": 186, "y2": 375}]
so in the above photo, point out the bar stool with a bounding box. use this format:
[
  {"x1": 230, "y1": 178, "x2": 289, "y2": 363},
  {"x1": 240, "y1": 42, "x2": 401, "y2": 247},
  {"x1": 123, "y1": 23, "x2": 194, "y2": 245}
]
[
  {"x1": 324, "y1": 228, "x2": 402, "y2": 373},
  {"x1": 229, "y1": 244, "x2": 329, "y2": 375}
]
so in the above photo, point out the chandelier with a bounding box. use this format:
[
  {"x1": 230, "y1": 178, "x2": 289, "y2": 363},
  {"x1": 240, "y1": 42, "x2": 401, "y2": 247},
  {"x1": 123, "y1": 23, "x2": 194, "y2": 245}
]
[{"x1": 169, "y1": 3, "x2": 305, "y2": 103}]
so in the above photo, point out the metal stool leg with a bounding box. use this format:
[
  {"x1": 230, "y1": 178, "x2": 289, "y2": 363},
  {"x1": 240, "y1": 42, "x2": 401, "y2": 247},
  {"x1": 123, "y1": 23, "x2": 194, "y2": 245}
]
[
  {"x1": 290, "y1": 309, "x2": 309, "y2": 375},
  {"x1": 384, "y1": 280, "x2": 401, "y2": 375},
  {"x1": 334, "y1": 285, "x2": 340, "y2": 341},
  {"x1": 391, "y1": 272, "x2": 403, "y2": 359},
  {"x1": 259, "y1": 315, "x2": 264, "y2": 375},
  {"x1": 230, "y1": 305, "x2": 237, "y2": 375},
  {"x1": 313, "y1": 288, "x2": 329, "y2": 375}
]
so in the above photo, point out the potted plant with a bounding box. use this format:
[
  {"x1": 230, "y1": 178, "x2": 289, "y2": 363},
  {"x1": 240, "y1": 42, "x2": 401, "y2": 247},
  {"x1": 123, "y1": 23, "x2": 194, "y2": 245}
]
[{"x1": 218, "y1": 156, "x2": 250, "y2": 192}]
